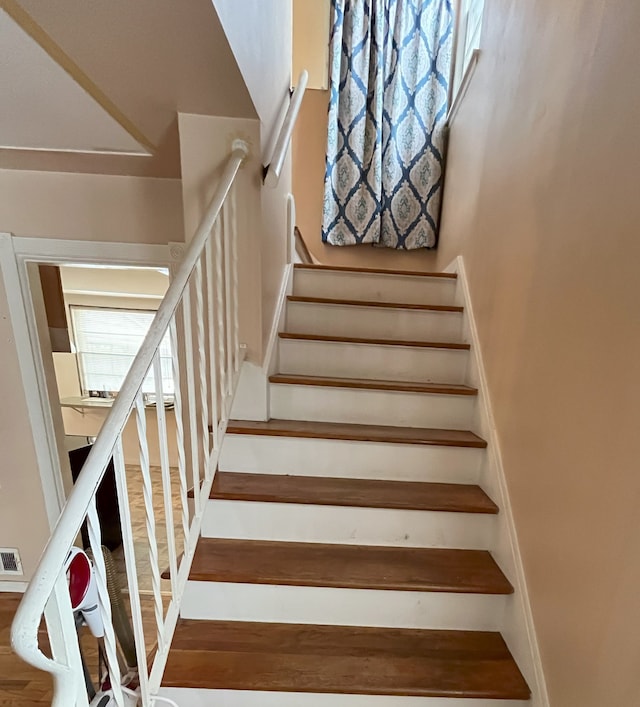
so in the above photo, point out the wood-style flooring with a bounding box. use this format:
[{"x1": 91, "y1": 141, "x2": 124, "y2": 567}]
[{"x1": 0, "y1": 593, "x2": 52, "y2": 707}]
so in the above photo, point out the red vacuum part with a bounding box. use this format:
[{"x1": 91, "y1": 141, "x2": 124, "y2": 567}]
[{"x1": 67, "y1": 552, "x2": 91, "y2": 609}]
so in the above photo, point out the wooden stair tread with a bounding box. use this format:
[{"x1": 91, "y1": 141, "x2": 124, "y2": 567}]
[
  {"x1": 211, "y1": 472, "x2": 498, "y2": 513},
  {"x1": 287, "y1": 295, "x2": 463, "y2": 312},
  {"x1": 269, "y1": 373, "x2": 478, "y2": 396},
  {"x1": 163, "y1": 620, "x2": 530, "y2": 699},
  {"x1": 189, "y1": 538, "x2": 513, "y2": 594},
  {"x1": 294, "y1": 263, "x2": 458, "y2": 279},
  {"x1": 227, "y1": 419, "x2": 487, "y2": 448},
  {"x1": 280, "y1": 331, "x2": 470, "y2": 350}
]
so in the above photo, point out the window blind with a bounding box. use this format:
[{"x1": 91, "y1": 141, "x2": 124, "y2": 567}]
[{"x1": 70, "y1": 306, "x2": 174, "y2": 396}]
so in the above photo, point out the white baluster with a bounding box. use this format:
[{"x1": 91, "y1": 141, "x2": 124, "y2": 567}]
[
  {"x1": 86, "y1": 499, "x2": 124, "y2": 706},
  {"x1": 169, "y1": 316, "x2": 190, "y2": 556},
  {"x1": 205, "y1": 237, "x2": 220, "y2": 449},
  {"x1": 214, "y1": 218, "x2": 228, "y2": 415},
  {"x1": 194, "y1": 259, "x2": 211, "y2": 489},
  {"x1": 112, "y1": 437, "x2": 151, "y2": 706},
  {"x1": 134, "y1": 394, "x2": 165, "y2": 655},
  {"x1": 181, "y1": 290, "x2": 201, "y2": 496},
  {"x1": 222, "y1": 198, "x2": 233, "y2": 397},
  {"x1": 230, "y1": 180, "x2": 240, "y2": 373},
  {"x1": 153, "y1": 355, "x2": 178, "y2": 598}
]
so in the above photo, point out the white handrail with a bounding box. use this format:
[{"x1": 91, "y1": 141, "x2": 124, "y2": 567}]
[
  {"x1": 264, "y1": 70, "x2": 308, "y2": 188},
  {"x1": 11, "y1": 139, "x2": 249, "y2": 706}
]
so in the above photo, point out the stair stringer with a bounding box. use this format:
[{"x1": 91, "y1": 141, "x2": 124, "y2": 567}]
[
  {"x1": 445, "y1": 256, "x2": 550, "y2": 707},
  {"x1": 229, "y1": 262, "x2": 294, "y2": 421}
]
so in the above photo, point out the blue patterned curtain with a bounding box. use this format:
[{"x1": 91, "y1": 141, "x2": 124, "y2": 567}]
[{"x1": 322, "y1": 0, "x2": 453, "y2": 249}]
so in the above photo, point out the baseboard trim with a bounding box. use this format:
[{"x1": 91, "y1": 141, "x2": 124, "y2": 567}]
[
  {"x1": 451, "y1": 255, "x2": 549, "y2": 707},
  {"x1": 0, "y1": 580, "x2": 28, "y2": 593},
  {"x1": 264, "y1": 263, "x2": 294, "y2": 378}
]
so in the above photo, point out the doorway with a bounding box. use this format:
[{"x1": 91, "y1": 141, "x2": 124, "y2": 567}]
[{"x1": 0, "y1": 235, "x2": 182, "y2": 603}]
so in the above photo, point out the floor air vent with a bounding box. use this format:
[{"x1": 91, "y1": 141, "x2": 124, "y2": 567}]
[{"x1": 0, "y1": 548, "x2": 23, "y2": 575}]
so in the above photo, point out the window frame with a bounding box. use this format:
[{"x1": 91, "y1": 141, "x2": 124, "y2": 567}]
[
  {"x1": 69, "y1": 303, "x2": 174, "y2": 399},
  {"x1": 449, "y1": 0, "x2": 485, "y2": 116}
]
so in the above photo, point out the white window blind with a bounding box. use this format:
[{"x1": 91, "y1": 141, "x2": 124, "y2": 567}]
[{"x1": 70, "y1": 306, "x2": 174, "y2": 396}]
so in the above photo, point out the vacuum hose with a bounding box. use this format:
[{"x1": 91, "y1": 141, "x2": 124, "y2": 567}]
[{"x1": 101, "y1": 546, "x2": 138, "y2": 670}]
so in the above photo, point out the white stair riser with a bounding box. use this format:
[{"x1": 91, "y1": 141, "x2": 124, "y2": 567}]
[
  {"x1": 293, "y1": 270, "x2": 458, "y2": 306},
  {"x1": 181, "y1": 581, "x2": 507, "y2": 631},
  {"x1": 278, "y1": 339, "x2": 469, "y2": 383},
  {"x1": 202, "y1": 499, "x2": 495, "y2": 549},
  {"x1": 160, "y1": 688, "x2": 530, "y2": 707},
  {"x1": 286, "y1": 301, "x2": 464, "y2": 342},
  {"x1": 269, "y1": 384, "x2": 476, "y2": 429},
  {"x1": 220, "y1": 436, "x2": 483, "y2": 483}
]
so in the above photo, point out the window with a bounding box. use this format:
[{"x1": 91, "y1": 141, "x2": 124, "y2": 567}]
[
  {"x1": 70, "y1": 306, "x2": 174, "y2": 397},
  {"x1": 452, "y1": 0, "x2": 485, "y2": 100}
]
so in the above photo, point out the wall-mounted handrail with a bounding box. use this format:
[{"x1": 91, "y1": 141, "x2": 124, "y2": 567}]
[
  {"x1": 11, "y1": 139, "x2": 249, "y2": 707},
  {"x1": 263, "y1": 70, "x2": 308, "y2": 188}
]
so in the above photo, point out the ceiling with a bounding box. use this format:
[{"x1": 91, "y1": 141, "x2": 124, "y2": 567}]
[
  {"x1": 0, "y1": 9, "x2": 149, "y2": 156},
  {"x1": 0, "y1": 0, "x2": 257, "y2": 178}
]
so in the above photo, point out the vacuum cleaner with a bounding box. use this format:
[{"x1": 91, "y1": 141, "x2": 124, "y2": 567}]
[{"x1": 66, "y1": 546, "x2": 138, "y2": 706}]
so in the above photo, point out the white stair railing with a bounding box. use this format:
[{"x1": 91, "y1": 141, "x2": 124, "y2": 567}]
[{"x1": 11, "y1": 140, "x2": 249, "y2": 706}]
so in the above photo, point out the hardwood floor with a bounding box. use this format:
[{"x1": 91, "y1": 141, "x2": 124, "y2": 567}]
[
  {"x1": 1, "y1": 593, "x2": 61, "y2": 706},
  {"x1": 110, "y1": 464, "x2": 185, "y2": 597}
]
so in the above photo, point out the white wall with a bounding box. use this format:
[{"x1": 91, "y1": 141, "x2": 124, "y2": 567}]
[{"x1": 213, "y1": 0, "x2": 292, "y2": 134}]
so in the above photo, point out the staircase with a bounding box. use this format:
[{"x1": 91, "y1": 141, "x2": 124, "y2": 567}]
[{"x1": 161, "y1": 263, "x2": 531, "y2": 705}]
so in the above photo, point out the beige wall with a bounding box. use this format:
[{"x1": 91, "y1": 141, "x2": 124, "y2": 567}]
[
  {"x1": 213, "y1": 0, "x2": 292, "y2": 136},
  {"x1": 296, "y1": 2, "x2": 640, "y2": 701},
  {"x1": 178, "y1": 113, "x2": 264, "y2": 362},
  {"x1": 0, "y1": 1, "x2": 292, "y2": 585},
  {"x1": 6, "y1": 0, "x2": 255, "y2": 177},
  {"x1": 0, "y1": 275, "x2": 52, "y2": 584},
  {"x1": 197, "y1": 1, "x2": 294, "y2": 356},
  {"x1": 0, "y1": 175, "x2": 177, "y2": 585},
  {"x1": 431, "y1": 0, "x2": 640, "y2": 704},
  {"x1": 293, "y1": 0, "x2": 330, "y2": 89},
  {"x1": 59, "y1": 264, "x2": 169, "y2": 299},
  {"x1": 0, "y1": 169, "x2": 184, "y2": 243},
  {"x1": 178, "y1": 112, "x2": 293, "y2": 362}
]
